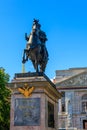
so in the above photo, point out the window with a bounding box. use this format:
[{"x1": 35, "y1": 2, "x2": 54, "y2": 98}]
[
  {"x1": 62, "y1": 104, "x2": 65, "y2": 112},
  {"x1": 82, "y1": 94, "x2": 87, "y2": 113},
  {"x1": 61, "y1": 92, "x2": 65, "y2": 112},
  {"x1": 82, "y1": 102, "x2": 87, "y2": 112},
  {"x1": 82, "y1": 94, "x2": 87, "y2": 100}
]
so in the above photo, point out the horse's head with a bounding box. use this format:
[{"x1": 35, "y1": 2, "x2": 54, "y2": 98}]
[
  {"x1": 32, "y1": 19, "x2": 41, "y2": 35},
  {"x1": 25, "y1": 19, "x2": 41, "y2": 49}
]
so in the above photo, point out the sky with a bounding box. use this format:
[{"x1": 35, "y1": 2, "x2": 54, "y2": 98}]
[{"x1": 0, "y1": 0, "x2": 87, "y2": 80}]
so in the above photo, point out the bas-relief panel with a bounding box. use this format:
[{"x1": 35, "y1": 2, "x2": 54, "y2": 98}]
[
  {"x1": 14, "y1": 98, "x2": 40, "y2": 126},
  {"x1": 57, "y1": 72, "x2": 87, "y2": 86}
]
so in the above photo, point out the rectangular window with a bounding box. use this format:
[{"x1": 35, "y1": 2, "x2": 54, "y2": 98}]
[
  {"x1": 82, "y1": 102, "x2": 87, "y2": 112},
  {"x1": 61, "y1": 92, "x2": 65, "y2": 112},
  {"x1": 62, "y1": 104, "x2": 65, "y2": 112}
]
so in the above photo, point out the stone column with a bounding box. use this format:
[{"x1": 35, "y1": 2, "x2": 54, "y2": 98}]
[
  {"x1": 59, "y1": 99, "x2": 62, "y2": 113},
  {"x1": 66, "y1": 99, "x2": 68, "y2": 113}
]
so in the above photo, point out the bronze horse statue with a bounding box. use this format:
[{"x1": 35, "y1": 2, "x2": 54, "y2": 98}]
[{"x1": 22, "y1": 19, "x2": 49, "y2": 73}]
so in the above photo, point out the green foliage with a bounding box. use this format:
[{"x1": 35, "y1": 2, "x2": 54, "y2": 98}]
[{"x1": 0, "y1": 68, "x2": 11, "y2": 130}]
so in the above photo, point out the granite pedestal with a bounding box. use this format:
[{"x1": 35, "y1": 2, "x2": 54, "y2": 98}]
[{"x1": 8, "y1": 72, "x2": 61, "y2": 130}]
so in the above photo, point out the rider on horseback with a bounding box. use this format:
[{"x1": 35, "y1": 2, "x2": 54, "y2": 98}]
[
  {"x1": 22, "y1": 19, "x2": 49, "y2": 72},
  {"x1": 25, "y1": 19, "x2": 41, "y2": 49}
]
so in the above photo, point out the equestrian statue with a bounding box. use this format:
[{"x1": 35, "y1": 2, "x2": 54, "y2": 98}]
[{"x1": 22, "y1": 19, "x2": 49, "y2": 73}]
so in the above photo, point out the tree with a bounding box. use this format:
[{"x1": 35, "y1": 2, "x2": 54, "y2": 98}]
[{"x1": 0, "y1": 68, "x2": 11, "y2": 130}]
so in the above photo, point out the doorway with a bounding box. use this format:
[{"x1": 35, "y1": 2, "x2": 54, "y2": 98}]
[{"x1": 83, "y1": 120, "x2": 87, "y2": 129}]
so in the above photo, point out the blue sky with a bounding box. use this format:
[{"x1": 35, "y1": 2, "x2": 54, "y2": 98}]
[{"x1": 0, "y1": 0, "x2": 87, "y2": 80}]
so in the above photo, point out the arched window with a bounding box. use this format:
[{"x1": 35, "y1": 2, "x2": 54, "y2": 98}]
[{"x1": 82, "y1": 94, "x2": 87, "y2": 113}]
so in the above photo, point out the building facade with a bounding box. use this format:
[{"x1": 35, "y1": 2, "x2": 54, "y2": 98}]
[{"x1": 55, "y1": 68, "x2": 87, "y2": 130}]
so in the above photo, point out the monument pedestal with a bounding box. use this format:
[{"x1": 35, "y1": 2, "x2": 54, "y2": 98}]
[{"x1": 8, "y1": 73, "x2": 61, "y2": 130}]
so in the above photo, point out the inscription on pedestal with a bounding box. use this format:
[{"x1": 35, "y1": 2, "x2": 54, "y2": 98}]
[{"x1": 14, "y1": 98, "x2": 40, "y2": 126}]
